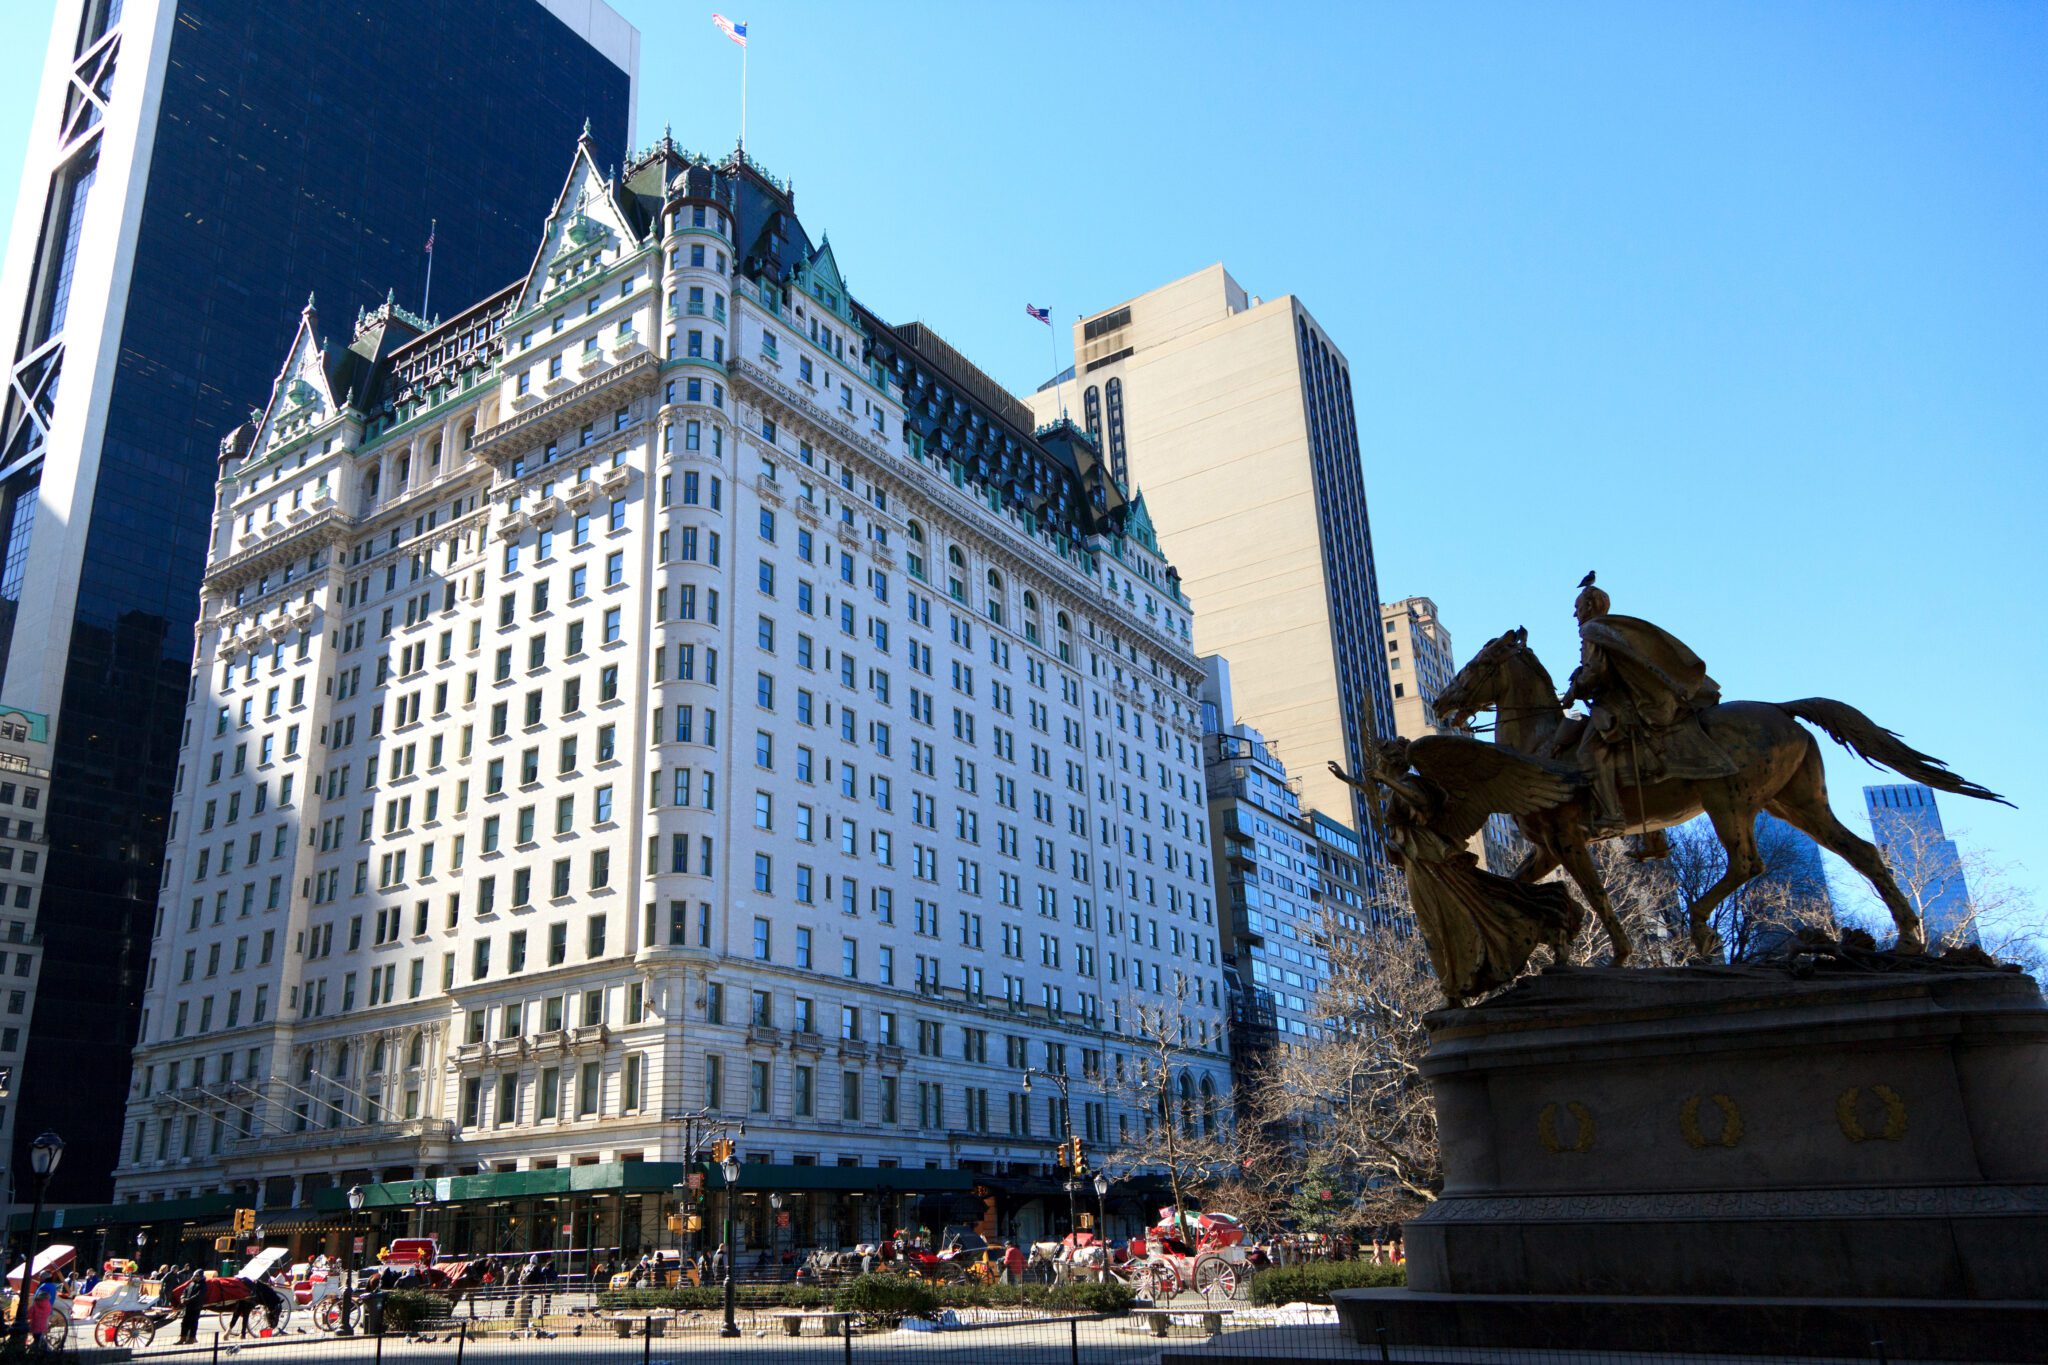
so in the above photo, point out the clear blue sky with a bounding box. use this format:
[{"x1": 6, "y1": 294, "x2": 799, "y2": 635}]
[{"x1": 2, "y1": 2, "x2": 2041, "y2": 931}]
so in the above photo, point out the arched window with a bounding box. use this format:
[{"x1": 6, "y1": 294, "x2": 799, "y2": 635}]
[
  {"x1": 985, "y1": 569, "x2": 1004, "y2": 625},
  {"x1": 1105, "y1": 378, "x2": 1127, "y2": 485},
  {"x1": 1022, "y1": 591, "x2": 1041, "y2": 645},
  {"x1": 369, "y1": 1040, "x2": 387, "y2": 1074},
  {"x1": 1178, "y1": 1072, "x2": 1196, "y2": 1136},
  {"x1": 1199, "y1": 1075, "x2": 1217, "y2": 1136},
  {"x1": 406, "y1": 1032, "x2": 424, "y2": 1069},
  {"x1": 334, "y1": 1043, "x2": 351, "y2": 1080},
  {"x1": 1056, "y1": 611, "x2": 1073, "y2": 665},
  {"x1": 1083, "y1": 385, "x2": 1102, "y2": 445},
  {"x1": 946, "y1": 545, "x2": 966, "y2": 603},
  {"x1": 905, "y1": 520, "x2": 926, "y2": 581}
]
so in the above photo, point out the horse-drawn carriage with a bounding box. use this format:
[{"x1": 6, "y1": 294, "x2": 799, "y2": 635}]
[
  {"x1": 93, "y1": 1249, "x2": 294, "y2": 1347},
  {"x1": 3, "y1": 1245, "x2": 80, "y2": 1352},
  {"x1": 1127, "y1": 1210, "x2": 1262, "y2": 1300},
  {"x1": 804, "y1": 1228, "x2": 1010, "y2": 1286}
]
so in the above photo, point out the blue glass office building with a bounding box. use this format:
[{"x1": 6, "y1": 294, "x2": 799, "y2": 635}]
[{"x1": 0, "y1": 0, "x2": 634, "y2": 1199}]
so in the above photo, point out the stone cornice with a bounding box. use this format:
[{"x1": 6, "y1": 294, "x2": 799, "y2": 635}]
[
  {"x1": 203, "y1": 508, "x2": 353, "y2": 594},
  {"x1": 470, "y1": 352, "x2": 661, "y2": 464}
]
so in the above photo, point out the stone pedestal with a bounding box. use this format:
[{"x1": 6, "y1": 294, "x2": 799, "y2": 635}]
[{"x1": 1333, "y1": 963, "x2": 2048, "y2": 1360}]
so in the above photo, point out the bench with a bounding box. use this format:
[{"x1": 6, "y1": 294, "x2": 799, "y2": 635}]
[
  {"x1": 605, "y1": 1317, "x2": 667, "y2": 1338},
  {"x1": 773, "y1": 1310, "x2": 854, "y2": 1338},
  {"x1": 1130, "y1": 1306, "x2": 1233, "y2": 1337}
]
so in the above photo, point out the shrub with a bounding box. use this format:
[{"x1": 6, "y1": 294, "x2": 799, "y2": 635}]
[
  {"x1": 832, "y1": 1273, "x2": 939, "y2": 1325},
  {"x1": 378, "y1": 1289, "x2": 456, "y2": 1330},
  {"x1": 595, "y1": 1284, "x2": 830, "y2": 1311},
  {"x1": 1244, "y1": 1260, "x2": 1405, "y2": 1305},
  {"x1": 1044, "y1": 1280, "x2": 1136, "y2": 1315}
]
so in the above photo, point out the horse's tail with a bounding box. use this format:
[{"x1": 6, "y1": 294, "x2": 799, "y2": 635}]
[{"x1": 1780, "y1": 697, "x2": 2011, "y2": 806}]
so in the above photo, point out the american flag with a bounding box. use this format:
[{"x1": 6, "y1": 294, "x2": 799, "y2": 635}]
[
  {"x1": 1025, "y1": 304, "x2": 1051, "y2": 325},
  {"x1": 712, "y1": 13, "x2": 747, "y2": 46},
  {"x1": 424, "y1": 223, "x2": 435, "y2": 254}
]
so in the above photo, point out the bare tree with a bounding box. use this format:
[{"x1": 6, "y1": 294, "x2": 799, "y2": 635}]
[
  {"x1": 1869, "y1": 818, "x2": 2044, "y2": 973},
  {"x1": 1099, "y1": 978, "x2": 1250, "y2": 1235},
  {"x1": 1240, "y1": 906, "x2": 1442, "y2": 1227}
]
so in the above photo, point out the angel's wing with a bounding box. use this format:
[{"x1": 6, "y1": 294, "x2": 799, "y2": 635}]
[{"x1": 1407, "y1": 734, "x2": 1579, "y2": 843}]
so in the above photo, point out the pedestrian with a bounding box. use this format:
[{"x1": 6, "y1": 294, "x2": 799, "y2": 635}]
[
  {"x1": 176, "y1": 1271, "x2": 206, "y2": 1345},
  {"x1": 1003, "y1": 1242, "x2": 1025, "y2": 1286}
]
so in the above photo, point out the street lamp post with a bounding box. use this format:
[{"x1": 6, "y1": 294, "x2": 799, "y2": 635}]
[
  {"x1": 339, "y1": 1185, "x2": 365, "y2": 1337},
  {"x1": 409, "y1": 1179, "x2": 433, "y2": 1240},
  {"x1": 718, "y1": 1157, "x2": 741, "y2": 1338},
  {"x1": 1093, "y1": 1175, "x2": 1111, "y2": 1280},
  {"x1": 768, "y1": 1193, "x2": 783, "y2": 1272},
  {"x1": 9, "y1": 1132, "x2": 63, "y2": 1345},
  {"x1": 1022, "y1": 1069, "x2": 1080, "y2": 1246}
]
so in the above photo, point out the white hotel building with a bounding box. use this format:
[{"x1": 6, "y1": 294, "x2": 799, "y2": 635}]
[{"x1": 111, "y1": 134, "x2": 1227, "y2": 1249}]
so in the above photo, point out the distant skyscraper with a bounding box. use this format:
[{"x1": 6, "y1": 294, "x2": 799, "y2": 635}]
[
  {"x1": 1027, "y1": 266, "x2": 1397, "y2": 866},
  {"x1": 1754, "y1": 813, "x2": 1832, "y2": 907},
  {"x1": 1201, "y1": 657, "x2": 1326, "y2": 1072},
  {"x1": 1380, "y1": 597, "x2": 1457, "y2": 740},
  {"x1": 1865, "y1": 784, "x2": 1974, "y2": 945},
  {"x1": 0, "y1": 0, "x2": 635, "y2": 1202}
]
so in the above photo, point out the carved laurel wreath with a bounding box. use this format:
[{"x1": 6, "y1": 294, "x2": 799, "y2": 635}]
[
  {"x1": 1537, "y1": 1101, "x2": 1596, "y2": 1154},
  {"x1": 1836, "y1": 1085, "x2": 1908, "y2": 1143},
  {"x1": 1679, "y1": 1092, "x2": 1744, "y2": 1149}
]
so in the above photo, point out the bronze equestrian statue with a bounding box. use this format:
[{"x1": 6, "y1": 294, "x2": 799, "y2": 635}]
[{"x1": 1424, "y1": 577, "x2": 2007, "y2": 964}]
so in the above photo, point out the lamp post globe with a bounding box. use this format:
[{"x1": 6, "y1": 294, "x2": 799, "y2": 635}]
[{"x1": 28, "y1": 1132, "x2": 62, "y2": 1178}]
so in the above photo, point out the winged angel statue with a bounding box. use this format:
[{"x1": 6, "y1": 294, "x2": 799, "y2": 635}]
[{"x1": 1330, "y1": 737, "x2": 1585, "y2": 1005}]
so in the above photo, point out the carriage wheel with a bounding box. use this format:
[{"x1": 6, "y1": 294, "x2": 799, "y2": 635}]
[
  {"x1": 116, "y1": 1313, "x2": 158, "y2": 1349},
  {"x1": 39, "y1": 1310, "x2": 69, "y2": 1353},
  {"x1": 1193, "y1": 1256, "x2": 1239, "y2": 1299},
  {"x1": 1140, "y1": 1262, "x2": 1181, "y2": 1301},
  {"x1": 314, "y1": 1299, "x2": 344, "y2": 1333},
  {"x1": 270, "y1": 1301, "x2": 294, "y2": 1335}
]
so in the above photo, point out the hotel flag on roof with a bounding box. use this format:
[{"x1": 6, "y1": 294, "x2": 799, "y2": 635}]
[
  {"x1": 713, "y1": 13, "x2": 747, "y2": 46},
  {"x1": 1026, "y1": 304, "x2": 1051, "y2": 325}
]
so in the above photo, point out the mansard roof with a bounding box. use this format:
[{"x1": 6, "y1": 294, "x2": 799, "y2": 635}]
[{"x1": 862, "y1": 314, "x2": 1132, "y2": 544}]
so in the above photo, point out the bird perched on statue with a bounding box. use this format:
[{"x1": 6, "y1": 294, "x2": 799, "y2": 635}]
[{"x1": 1579, "y1": 569, "x2": 1596, "y2": 590}]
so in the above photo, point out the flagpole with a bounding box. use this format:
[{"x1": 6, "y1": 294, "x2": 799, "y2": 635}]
[
  {"x1": 740, "y1": 31, "x2": 748, "y2": 155},
  {"x1": 1049, "y1": 317, "x2": 1066, "y2": 421},
  {"x1": 422, "y1": 219, "x2": 436, "y2": 320}
]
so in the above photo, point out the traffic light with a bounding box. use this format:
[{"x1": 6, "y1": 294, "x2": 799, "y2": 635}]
[
  {"x1": 231, "y1": 1208, "x2": 256, "y2": 1235},
  {"x1": 710, "y1": 1138, "x2": 734, "y2": 1163},
  {"x1": 1054, "y1": 1139, "x2": 1069, "y2": 1171},
  {"x1": 1067, "y1": 1136, "x2": 1087, "y2": 1176}
]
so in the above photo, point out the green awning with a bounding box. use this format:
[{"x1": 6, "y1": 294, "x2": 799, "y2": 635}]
[
  {"x1": 324, "y1": 1161, "x2": 974, "y2": 1210},
  {"x1": 7, "y1": 1192, "x2": 234, "y2": 1235}
]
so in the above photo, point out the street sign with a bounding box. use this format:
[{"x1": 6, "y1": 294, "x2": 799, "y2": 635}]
[
  {"x1": 686, "y1": 1172, "x2": 704, "y2": 1190},
  {"x1": 352, "y1": 1237, "x2": 365, "y2": 1255},
  {"x1": 775, "y1": 1212, "x2": 790, "y2": 1229}
]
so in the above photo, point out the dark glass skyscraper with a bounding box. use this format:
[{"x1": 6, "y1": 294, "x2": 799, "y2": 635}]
[{"x1": 0, "y1": 0, "x2": 635, "y2": 1202}]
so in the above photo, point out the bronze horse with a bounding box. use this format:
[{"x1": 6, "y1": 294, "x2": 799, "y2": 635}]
[{"x1": 1430, "y1": 627, "x2": 2008, "y2": 959}]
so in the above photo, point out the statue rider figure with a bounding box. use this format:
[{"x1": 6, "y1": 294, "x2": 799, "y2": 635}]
[{"x1": 1557, "y1": 573, "x2": 1734, "y2": 834}]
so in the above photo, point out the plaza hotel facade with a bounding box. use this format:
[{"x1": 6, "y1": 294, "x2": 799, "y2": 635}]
[{"x1": 107, "y1": 133, "x2": 1228, "y2": 1253}]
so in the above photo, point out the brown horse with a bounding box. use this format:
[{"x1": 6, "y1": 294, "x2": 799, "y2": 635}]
[
  {"x1": 359, "y1": 1257, "x2": 495, "y2": 1316},
  {"x1": 1430, "y1": 627, "x2": 2008, "y2": 959}
]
